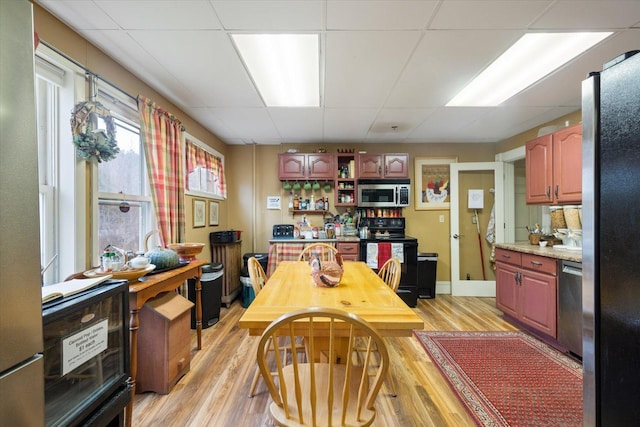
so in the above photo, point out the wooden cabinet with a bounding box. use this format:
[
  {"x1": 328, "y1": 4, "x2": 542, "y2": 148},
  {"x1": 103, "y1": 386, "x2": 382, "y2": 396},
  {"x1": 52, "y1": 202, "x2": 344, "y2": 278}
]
[
  {"x1": 495, "y1": 248, "x2": 558, "y2": 338},
  {"x1": 137, "y1": 292, "x2": 194, "y2": 394},
  {"x1": 337, "y1": 241, "x2": 359, "y2": 261},
  {"x1": 358, "y1": 153, "x2": 408, "y2": 178},
  {"x1": 278, "y1": 153, "x2": 334, "y2": 180},
  {"x1": 526, "y1": 124, "x2": 582, "y2": 204}
]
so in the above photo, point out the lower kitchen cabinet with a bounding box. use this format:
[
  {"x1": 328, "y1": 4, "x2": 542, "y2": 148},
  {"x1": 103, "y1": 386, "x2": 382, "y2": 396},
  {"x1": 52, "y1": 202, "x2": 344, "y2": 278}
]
[
  {"x1": 495, "y1": 248, "x2": 557, "y2": 338},
  {"x1": 336, "y1": 241, "x2": 359, "y2": 261}
]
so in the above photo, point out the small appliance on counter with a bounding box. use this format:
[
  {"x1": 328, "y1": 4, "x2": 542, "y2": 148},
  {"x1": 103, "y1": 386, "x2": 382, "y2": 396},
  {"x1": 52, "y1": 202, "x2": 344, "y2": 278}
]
[{"x1": 272, "y1": 224, "x2": 294, "y2": 239}]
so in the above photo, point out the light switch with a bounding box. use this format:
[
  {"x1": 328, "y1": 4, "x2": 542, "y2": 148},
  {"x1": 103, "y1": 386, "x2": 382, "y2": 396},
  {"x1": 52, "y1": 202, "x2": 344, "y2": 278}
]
[{"x1": 439, "y1": 215, "x2": 445, "y2": 223}]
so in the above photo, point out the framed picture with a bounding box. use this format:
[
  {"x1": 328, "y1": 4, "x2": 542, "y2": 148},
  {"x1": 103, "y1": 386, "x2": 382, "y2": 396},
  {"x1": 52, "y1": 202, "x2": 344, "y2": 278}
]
[
  {"x1": 414, "y1": 157, "x2": 457, "y2": 210},
  {"x1": 193, "y1": 199, "x2": 206, "y2": 228},
  {"x1": 209, "y1": 201, "x2": 219, "y2": 226}
]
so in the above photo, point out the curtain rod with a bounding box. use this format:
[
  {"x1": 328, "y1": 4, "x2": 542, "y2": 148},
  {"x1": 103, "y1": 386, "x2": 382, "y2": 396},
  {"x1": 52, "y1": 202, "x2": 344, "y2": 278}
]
[{"x1": 40, "y1": 40, "x2": 137, "y2": 103}]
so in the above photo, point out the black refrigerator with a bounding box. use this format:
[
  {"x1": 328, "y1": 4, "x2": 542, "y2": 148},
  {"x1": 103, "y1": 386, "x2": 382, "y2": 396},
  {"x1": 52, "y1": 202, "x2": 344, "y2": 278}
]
[{"x1": 582, "y1": 50, "x2": 640, "y2": 426}]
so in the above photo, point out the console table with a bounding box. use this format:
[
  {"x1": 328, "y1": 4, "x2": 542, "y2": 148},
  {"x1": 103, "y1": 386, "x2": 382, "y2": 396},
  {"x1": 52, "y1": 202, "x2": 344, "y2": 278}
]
[{"x1": 126, "y1": 260, "x2": 205, "y2": 426}]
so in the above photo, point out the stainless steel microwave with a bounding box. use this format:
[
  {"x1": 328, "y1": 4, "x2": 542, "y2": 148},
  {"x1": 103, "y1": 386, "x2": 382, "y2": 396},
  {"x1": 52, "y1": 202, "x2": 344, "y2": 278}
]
[{"x1": 357, "y1": 179, "x2": 410, "y2": 207}]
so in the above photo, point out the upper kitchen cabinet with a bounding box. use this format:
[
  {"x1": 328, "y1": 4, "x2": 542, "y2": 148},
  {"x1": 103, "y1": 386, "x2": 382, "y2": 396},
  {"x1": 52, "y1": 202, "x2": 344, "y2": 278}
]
[
  {"x1": 526, "y1": 124, "x2": 582, "y2": 204},
  {"x1": 358, "y1": 153, "x2": 409, "y2": 179},
  {"x1": 278, "y1": 153, "x2": 334, "y2": 180}
]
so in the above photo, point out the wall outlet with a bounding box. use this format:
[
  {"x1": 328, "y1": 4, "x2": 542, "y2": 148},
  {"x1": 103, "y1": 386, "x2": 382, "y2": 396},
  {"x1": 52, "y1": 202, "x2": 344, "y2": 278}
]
[
  {"x1": 439, "y1": 215, "x2": 445, "y2": 223},
  {"x1": 472, "y1": 216, "x2": 477, "y2": 224}
]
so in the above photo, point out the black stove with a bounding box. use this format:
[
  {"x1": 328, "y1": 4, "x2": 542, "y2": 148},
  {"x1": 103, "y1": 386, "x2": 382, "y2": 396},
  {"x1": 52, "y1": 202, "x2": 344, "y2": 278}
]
[{"x1": 358, "y1": 217, "x2": 418, "y2": 307}]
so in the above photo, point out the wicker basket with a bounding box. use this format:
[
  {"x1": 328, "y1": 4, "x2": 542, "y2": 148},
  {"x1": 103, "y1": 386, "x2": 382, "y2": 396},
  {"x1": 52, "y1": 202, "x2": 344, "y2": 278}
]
[{"x1": 529, "y1": 233, "x2": 541, "y2": 245}]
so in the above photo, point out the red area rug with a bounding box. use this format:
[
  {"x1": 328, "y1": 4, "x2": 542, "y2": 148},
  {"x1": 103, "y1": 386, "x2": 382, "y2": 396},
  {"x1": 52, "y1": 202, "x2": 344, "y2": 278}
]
[{"x1": 414, "y1": 331, "x2": 583, "y2": 427}]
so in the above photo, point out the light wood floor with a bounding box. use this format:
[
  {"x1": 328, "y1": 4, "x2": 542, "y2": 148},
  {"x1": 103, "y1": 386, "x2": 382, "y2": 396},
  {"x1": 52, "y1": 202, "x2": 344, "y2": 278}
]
[{"x1": 133, "y1": 295, "x2": 518, "y2": 426}]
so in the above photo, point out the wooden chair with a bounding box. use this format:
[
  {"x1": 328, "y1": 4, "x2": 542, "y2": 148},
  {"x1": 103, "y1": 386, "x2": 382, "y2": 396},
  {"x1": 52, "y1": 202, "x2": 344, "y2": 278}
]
[
  {"x1": 248, "y1": 257, "x2": 304, "y2": 397},
  {"x1": 247, "y1": 256, "x2": 268, "y2": 297},
  {"x1": 257, "y1": 307, "x2": 389, "y2": 427},
  {"x1": 297, "y1": 243, "x2": 338, "y2": 262},
  {"x1": 356, "y1": 257, "x2": 402, "y2": 396},
  {"x1": 378, "y1": 257, "x2": 402, "y2": 292}
]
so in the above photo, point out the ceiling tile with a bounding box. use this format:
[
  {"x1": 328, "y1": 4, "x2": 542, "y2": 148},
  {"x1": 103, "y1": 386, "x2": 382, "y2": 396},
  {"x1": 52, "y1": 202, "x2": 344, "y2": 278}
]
[
  {"x1": 365, "y1": 108, "x2": 435, "y2": 141},
  {"x1": 210, "y1": 107, "x2": 281, "y2": 140},
  {"x1": 429, "y1": 0, "x2": 552, "y2": 30},
  {"x1": 327, "y1": 0, "x2": 437, "y2": 30},
  {"x1": 531, "y1": 0, "x2": 640, "y2": 29},
  {"x1": 268, "y1": 108, "x2": 324, "y2": 141},
  {"x1": 95, "y1": 0, "x2": 221, "y2": 30},
  {"x1": 323, "y1": 108, "x2": 378, "y2": 141},
  {"x1": 128, "y1": 30, "x2": 262, "y2": 107},
  {"x1": 324, "y1": 31, "x2": 421, "y2": 108},
  {"x1": 212, "y1": 0, "x2": 322, "y2": 30}
]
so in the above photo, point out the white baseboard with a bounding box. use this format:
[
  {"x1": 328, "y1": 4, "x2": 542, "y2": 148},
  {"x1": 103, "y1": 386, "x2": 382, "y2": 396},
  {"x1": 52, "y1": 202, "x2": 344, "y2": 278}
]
[{"x1": 436, "y1": 281, "x2": 450, "y2": 295}]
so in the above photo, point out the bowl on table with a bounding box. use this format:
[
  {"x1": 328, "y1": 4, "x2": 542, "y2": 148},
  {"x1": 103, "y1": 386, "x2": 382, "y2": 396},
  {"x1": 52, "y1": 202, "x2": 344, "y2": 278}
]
[
  {"x1": 167, "y1": 242, "x2": 205, "y2": 261},
  {"x1": 84, "y1": 264, "x2": 155, "y2": 283}
]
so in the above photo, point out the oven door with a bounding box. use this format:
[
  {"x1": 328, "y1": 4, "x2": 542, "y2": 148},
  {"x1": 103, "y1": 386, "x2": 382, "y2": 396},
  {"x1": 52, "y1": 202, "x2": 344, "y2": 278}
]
[{"x1": 359, "y1": 239, "x2": 418, "y2": 307}]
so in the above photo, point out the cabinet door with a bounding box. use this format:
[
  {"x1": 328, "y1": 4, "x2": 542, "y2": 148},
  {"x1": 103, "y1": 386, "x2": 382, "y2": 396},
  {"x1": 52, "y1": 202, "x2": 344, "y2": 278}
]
[
  {"x1": 358, "y1": 154, "x2": 383, "y2": 178},
  {"x1": 278, "y1": 154, "x2": 305, "y2": 180},
  {"x1": 307, "y1": 154, "x2": 334, "y2": 179},
  {"x1": 384, "y1": 154, "x2": 409, "y2": 178},
  {"x1": 520, "y1": 269, "x2": 557, "y2": 338},
  {"x1": 553, "y1": 124, "x2": 582, "y2": 203},
  {"x1": 525, "y1": 134, "x2": 553, "y2": 203},
  {"x1": 496, "y1": 262, "x2": 519, "y2": 319}
]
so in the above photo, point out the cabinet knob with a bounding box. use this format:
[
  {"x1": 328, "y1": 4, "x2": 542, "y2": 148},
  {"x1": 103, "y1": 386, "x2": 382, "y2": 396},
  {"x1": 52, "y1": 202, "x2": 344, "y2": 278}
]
[
  {"x1": 554, "y1": 185, "x2": 559, "y2": 199},
  {"x1": 546, "y1": 186, "x2": 551, "y2": 200}
]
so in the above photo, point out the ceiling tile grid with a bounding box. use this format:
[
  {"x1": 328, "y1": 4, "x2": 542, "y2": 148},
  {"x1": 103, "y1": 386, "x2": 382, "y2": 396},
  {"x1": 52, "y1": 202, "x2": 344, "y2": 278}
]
[{"x1": 35, "y1": 0, "x2": 640, "y2": 145}]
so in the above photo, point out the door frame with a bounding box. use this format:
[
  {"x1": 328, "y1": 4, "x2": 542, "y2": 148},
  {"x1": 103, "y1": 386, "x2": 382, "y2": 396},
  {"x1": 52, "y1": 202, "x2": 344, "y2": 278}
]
[{"x1": 450, "y1": 162, "x2": 504, "y2": 296}]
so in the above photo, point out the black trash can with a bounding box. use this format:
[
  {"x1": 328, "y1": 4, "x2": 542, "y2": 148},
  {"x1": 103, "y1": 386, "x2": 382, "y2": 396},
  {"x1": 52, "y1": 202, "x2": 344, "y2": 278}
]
[
  {"x1": 188, "y1": 262, "x2": 223, "y2": 328},
  {"x1": 240, "y1": 253, "x2": 269, "y2": 308},
  {"x1": 417, "y1": 253, "x2": 438, "y2": 299}
]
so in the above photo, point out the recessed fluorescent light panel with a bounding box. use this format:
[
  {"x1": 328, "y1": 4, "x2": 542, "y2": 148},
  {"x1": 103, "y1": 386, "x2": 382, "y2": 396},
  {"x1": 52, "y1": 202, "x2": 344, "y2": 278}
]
[
  {"x1": 447, "y1": 32, "x2": 612, "y2": 107},
  {"x1": 232, "y1": 34, "x2": 320, "y2": 107}
]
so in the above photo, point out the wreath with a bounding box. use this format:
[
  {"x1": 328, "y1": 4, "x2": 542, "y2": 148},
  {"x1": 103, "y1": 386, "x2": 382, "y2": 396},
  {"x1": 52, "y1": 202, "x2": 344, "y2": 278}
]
[{"x1": 70, "y1": 101, "x2": 119, "y2": 162}]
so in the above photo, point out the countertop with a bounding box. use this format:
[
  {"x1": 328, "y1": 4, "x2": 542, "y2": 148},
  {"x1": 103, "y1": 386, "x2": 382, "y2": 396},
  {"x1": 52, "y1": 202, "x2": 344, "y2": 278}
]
[{"x1": 495, "y1": 242, "x2": 582, "y2": 263}]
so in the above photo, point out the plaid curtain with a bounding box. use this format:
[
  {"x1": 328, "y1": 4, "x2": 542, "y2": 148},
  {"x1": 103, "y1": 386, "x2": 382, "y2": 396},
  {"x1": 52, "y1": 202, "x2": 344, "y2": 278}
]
[
  {"x1": 185, "y1": 140, "x2": 227, "y2": 197},
  {"x1": 137, "y1": 95, "x2": 185, "y2": 246}
]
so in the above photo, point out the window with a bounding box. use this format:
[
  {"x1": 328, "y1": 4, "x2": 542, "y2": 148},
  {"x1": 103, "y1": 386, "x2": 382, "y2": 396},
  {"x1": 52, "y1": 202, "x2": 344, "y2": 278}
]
[
  {"x1": 35, "y1": 46, "x2": 86, "y2": 284},
  {"x1": 94, "y1": 82, "x2": 157, "y2": 262},
  {"x1": 184, "y1": 133, "x2": 226, "y2": 199}
]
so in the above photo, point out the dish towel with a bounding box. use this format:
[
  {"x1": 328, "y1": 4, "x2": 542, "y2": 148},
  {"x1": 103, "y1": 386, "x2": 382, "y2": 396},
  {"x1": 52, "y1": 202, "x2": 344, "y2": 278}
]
[
  {"x1": 391, "y1": 243, "x2": 404, "y2": 263},
  {"x1": 377, "y1": 242, "x2": 392, "y2": 269},
  {"x1": 366, "y1": 243, "x2": 378, "y2": 269}
]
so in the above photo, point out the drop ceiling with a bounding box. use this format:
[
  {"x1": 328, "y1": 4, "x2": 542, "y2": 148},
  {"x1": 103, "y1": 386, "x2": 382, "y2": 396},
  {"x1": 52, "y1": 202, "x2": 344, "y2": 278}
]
[{"x1": 35, "y1": 0, "x2": 640, "y2": 145}]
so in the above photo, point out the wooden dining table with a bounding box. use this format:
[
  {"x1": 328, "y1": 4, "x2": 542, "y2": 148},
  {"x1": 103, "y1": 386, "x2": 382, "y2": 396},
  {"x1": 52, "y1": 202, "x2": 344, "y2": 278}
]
[{"x1": 238, "y1": 260, "x2": 424, "y2": 338}]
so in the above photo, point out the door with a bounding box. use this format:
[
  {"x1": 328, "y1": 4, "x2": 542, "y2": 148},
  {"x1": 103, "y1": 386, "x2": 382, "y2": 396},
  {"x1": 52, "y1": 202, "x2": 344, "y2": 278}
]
[{"x1": 450, "y1": 162, "x2": 504, "y2": 296}]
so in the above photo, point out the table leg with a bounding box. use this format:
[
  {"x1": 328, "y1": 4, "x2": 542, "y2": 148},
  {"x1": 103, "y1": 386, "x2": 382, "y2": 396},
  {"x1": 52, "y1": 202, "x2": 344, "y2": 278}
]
[
  {"x1": 126, "y1": 307, "x2": 139, "y2": 427},
  {"x1": 195, "y1": 275, "x2": 202, "y2": 350}
]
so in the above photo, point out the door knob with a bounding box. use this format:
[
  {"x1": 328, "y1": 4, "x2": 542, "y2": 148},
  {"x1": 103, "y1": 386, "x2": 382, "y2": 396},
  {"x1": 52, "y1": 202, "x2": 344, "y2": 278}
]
[{"x1": 453, "y1": 234, "x2": 461, "y2": 239}]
